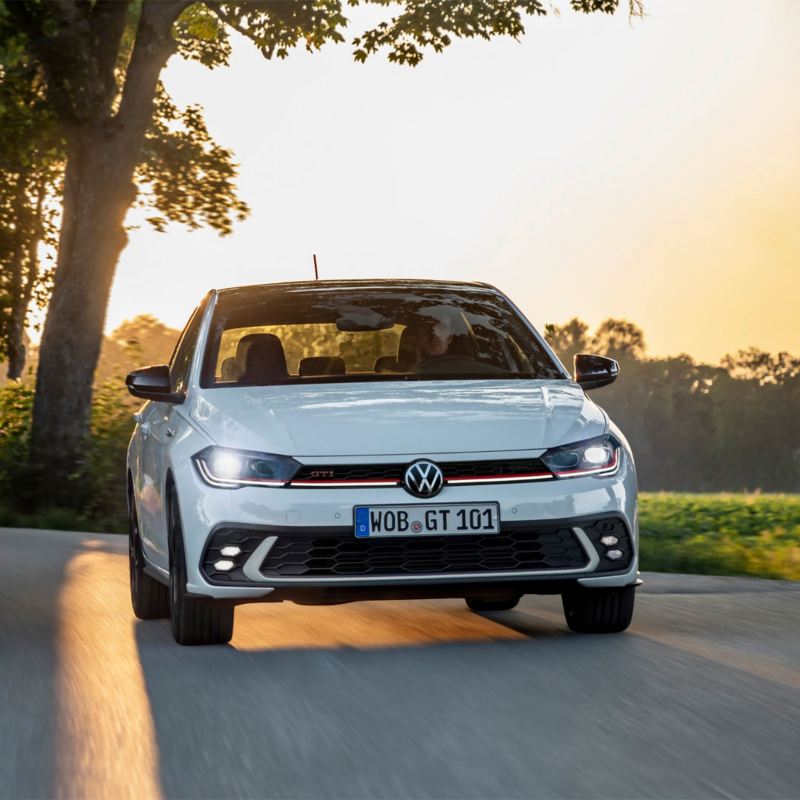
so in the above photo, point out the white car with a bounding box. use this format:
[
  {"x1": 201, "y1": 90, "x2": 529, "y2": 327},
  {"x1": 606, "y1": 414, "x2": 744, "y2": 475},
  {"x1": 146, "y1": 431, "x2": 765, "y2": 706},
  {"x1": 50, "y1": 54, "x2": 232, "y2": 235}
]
[{"x1": 126, "y1": 279, "x2": 638, "y2": 645}]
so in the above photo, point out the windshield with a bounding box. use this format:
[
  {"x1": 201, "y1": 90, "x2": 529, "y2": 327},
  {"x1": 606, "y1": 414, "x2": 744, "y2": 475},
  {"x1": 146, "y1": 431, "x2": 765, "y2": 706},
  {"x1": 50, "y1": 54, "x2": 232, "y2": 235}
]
[{"x1": 200, "y1": 285, "x2": 563, "y2": 387}]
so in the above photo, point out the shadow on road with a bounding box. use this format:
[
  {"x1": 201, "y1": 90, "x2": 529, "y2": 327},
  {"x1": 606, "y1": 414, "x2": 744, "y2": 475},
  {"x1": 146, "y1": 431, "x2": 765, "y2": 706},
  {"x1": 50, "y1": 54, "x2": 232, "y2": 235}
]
[
  {"x1": 130, "y1": 603, "x2": 628, "y2": 799},
  {"x1": 133, "y1": 592, "x2": 800, "y2": 800}
]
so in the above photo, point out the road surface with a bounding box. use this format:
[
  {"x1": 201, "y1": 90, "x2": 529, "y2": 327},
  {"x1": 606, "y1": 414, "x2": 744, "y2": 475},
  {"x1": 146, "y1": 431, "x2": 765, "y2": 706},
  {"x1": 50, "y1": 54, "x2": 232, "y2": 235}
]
[{"x1": 1, "y1": 527, "x2": 798, "y2": 799}]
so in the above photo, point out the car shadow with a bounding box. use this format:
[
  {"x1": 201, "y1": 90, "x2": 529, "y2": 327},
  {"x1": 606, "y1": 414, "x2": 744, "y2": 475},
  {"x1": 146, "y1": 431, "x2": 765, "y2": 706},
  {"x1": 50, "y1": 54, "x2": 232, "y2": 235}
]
[
  {"x1": 132, "y1": 589, "x2": 800, "y2": 799},
  {"x1": 132, "y1": 598, "x2": 645, "y2": 799}
]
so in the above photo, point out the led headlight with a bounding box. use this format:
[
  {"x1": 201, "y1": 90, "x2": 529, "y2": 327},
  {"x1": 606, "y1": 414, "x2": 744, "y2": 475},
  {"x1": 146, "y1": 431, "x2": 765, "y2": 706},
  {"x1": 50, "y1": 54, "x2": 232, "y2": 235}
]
[
  {"x1": 192, "y1": 446, "x2": 300, "y2": 488},
  {"x1": 541, "y1": 434, "x2": 620, "y2": 479}
]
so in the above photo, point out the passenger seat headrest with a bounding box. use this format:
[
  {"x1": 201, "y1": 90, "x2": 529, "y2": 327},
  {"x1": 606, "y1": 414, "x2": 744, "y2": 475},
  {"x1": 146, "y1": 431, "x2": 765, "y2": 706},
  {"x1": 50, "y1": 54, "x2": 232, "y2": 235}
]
[
  {"x1": 239, "y1": 333, "x2": 288, "y2": 383},
  {"x1": 220, "y1": 356, "x2": 238, "y2": 382},
  {"x1": 373, "y1": 355, "x2": 398, "y2": 373}
]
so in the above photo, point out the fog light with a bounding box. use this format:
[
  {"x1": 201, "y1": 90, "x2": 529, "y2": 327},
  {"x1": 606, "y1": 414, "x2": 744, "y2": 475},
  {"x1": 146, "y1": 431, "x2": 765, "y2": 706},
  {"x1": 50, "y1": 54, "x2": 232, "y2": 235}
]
[
  {"x1": 606, "y1": 548, "x2": 623, "y2": 560},
  {"x1": 600, "y1": 535, "x2": 619, "y2": 546},
  {"x1": 214, "y1": 559, "x2": 235, "y2": 571},
  {"x1": 220, "y1": 545, "x2": 241, "y2": 558}
]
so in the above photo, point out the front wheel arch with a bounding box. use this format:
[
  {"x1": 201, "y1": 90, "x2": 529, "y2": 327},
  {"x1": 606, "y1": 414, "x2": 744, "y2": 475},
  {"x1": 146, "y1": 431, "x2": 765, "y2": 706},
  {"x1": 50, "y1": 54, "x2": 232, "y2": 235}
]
[
  {"x1": 164, "y1": 469, "x2": 177, "y2": 570},
  {"x1": 126, "y1": 470, "x2": 135, "y2": 514},
  {"x1": 165, "y1": 471, "x2": 234, "y2": 645}
]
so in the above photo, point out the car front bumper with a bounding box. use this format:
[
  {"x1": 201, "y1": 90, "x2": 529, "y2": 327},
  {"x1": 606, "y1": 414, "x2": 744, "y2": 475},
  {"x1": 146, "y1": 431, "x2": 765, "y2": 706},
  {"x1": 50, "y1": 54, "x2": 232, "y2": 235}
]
[{"x1": 172, "y1": 450, "x2": 639, "y2": 602}]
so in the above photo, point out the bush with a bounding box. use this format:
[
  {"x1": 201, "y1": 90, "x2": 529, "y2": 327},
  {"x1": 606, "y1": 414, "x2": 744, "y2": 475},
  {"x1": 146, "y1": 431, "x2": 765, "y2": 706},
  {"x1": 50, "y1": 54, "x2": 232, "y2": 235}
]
[
  {"x1": 0, "y1": 379, "x2": 135, "y2": 533},
  {"x1": 84, "y1": 378, "x2": 138, "y2": 532},
  {"x1": 0, "y1": 382, "x2": 34, "y2": 499},
  {"x1": 639, "y1": 493, "x2": 800, "y2": 580}
]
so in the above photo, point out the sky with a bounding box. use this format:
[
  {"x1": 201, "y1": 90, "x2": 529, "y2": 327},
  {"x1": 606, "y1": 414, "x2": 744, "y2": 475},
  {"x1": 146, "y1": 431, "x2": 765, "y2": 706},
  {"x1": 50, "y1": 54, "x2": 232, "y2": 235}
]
[{"x1": 103, "y1": 0, "x2": 799, "y2": 364}]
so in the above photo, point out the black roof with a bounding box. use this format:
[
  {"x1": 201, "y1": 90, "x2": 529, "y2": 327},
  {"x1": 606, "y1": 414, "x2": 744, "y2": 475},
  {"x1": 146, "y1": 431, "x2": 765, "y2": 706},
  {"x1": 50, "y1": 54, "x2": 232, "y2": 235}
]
[{"x1": 215, "y1": 278, "x2": 501, "y2": 297}]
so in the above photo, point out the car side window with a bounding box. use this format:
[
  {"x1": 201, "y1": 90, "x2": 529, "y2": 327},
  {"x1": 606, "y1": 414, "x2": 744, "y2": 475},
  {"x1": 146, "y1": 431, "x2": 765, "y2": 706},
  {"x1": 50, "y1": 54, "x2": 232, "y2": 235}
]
[{"x1": 169, "y1": 305, "x2": 205, "y2": 394}]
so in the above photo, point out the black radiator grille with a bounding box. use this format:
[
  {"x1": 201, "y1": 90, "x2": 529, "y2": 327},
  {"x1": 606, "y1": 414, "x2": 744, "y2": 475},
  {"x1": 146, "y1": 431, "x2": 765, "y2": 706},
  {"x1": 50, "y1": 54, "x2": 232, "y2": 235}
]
[
  {"x1": 293, "y1": 464, "x2": 403, "y2": 481},
  {"x1": 291, "y1": 458, "x2": 550, "y2": 485},
  {"x1": 259, "y1": 526, "x2": 588, "y2": 577}
]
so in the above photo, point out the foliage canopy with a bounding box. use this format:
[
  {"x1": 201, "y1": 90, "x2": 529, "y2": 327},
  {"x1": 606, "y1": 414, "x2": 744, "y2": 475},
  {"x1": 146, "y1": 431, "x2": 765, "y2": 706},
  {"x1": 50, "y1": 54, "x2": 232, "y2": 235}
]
[{"x1": 0, "y1": 6, "x2": 251, "y2": 378}]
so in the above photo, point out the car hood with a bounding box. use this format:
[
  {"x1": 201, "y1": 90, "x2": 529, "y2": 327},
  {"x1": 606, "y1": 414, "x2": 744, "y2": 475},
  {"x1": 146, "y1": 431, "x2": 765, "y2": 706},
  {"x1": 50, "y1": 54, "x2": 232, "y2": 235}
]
[{"x1": 188, "y1": 379, "x2": 607, "y2": 458}]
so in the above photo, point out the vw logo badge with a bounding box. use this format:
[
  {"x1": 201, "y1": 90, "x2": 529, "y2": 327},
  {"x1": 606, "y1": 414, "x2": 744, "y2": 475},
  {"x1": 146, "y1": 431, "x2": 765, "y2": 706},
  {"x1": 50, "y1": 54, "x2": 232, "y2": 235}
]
[{"x1": 403, "y1": 460, "x2": 444, "y2": 498}]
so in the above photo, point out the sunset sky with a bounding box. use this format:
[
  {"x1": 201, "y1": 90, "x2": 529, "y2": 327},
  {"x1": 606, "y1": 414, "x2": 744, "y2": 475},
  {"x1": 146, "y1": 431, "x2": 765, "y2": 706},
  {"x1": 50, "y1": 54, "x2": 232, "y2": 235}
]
[{"x1": 104, "y1": 0, "x2": 799, "y2": 364}]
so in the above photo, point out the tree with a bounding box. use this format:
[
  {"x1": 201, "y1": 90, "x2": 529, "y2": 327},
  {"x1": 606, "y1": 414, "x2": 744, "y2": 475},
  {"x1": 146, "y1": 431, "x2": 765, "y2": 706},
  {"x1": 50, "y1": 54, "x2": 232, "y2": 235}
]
[
  {"x1": 95, "y1": 314, "x2": 182, "y2": 386},
  {"x1": 591, "y1": 318, "x2": 646, "y2": 362},
  {"x1": 2, "y1": 0, "x2": 635, "y2": 504},
  {"x1": 721, "y1": 347, "x2": 800, "y2": 386},
  {"x1": 544, "y1": 317, "x2": 590, "y2": 372}
]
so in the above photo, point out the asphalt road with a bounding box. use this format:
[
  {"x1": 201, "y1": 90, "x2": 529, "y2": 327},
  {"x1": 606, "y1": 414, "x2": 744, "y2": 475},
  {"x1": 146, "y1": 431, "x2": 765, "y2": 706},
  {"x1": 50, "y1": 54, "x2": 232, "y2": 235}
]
[{"x1": 1, "y1": 527, "x2": 799, "y2": 800}]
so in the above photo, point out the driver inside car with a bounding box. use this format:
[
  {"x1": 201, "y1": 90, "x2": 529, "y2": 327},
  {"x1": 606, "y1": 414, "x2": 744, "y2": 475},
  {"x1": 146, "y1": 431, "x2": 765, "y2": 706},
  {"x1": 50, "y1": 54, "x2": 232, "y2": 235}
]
[
  {"x1": 410, "y1": 306, "x2": 501, "y2": 374},
  {"x1": 413, "y1": 313, "x2": 456, "y2": 365}
]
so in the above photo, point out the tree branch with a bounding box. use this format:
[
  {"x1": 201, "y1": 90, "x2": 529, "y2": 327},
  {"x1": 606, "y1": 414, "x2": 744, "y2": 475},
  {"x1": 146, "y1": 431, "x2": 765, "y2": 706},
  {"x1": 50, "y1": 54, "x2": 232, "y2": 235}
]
[
  {"x1": 206, "y1": 3, "x2": 255, "y2": 41},
  {"x1": 205, "y1": 2, "x2": 279, "y2": 55},
  {"x1": 89, "y1": 1, "x2": 133, "y2": 109},
  {"x1": 5, "y1": 1, "x2": 130, "y2": 128},
  {"x1": 114, "y1": 1, "x2": 191, "y2": 147}
]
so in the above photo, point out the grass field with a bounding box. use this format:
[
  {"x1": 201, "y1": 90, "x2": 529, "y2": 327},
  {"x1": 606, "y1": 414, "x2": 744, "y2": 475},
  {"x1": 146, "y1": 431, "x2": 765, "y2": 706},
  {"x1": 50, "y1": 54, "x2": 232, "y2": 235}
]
[{"x1": 639, "y1": 492, "x2": 800, "y2": 580}]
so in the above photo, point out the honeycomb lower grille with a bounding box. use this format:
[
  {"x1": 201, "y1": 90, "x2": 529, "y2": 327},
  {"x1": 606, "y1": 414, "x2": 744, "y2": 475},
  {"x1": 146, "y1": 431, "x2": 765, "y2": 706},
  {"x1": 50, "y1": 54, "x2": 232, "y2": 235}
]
[{"x1": 259, "y1": 527, "x2": 588, "y2": 578}]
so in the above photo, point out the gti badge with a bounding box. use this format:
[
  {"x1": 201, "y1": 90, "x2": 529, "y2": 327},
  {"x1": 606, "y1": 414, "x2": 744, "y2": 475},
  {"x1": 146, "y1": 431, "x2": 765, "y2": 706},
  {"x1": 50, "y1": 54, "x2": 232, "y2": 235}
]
[{"x1": 403, "y1": 460, "x2": 444, "y2": 498}]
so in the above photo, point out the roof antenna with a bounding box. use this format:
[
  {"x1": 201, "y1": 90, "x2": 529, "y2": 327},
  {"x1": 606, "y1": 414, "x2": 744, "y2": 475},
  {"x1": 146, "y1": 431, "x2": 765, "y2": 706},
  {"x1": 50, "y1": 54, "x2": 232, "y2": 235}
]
[{"x1": 313, "y1": 253, "x2": 319, "y2": 281}]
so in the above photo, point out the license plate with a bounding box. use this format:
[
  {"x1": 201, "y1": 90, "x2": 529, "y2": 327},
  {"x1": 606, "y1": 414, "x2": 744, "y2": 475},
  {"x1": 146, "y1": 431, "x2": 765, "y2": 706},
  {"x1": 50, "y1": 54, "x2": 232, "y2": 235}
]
[{"x1": 354, "y1": 503, "x2": 500, "y2": 538}]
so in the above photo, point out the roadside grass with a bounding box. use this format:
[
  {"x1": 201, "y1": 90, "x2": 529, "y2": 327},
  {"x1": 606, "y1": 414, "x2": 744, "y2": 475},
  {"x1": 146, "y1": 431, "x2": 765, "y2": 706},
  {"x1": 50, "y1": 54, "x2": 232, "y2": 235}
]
[
  {"x1": 639, "y1": 492, "x2": 800, "y2": 580},
  {"x1": 0, "y1": 504, "x2": 113, "y2": 534},
  {"x1": 1, "y1": 491, "x2": 798, "y2": 581}
]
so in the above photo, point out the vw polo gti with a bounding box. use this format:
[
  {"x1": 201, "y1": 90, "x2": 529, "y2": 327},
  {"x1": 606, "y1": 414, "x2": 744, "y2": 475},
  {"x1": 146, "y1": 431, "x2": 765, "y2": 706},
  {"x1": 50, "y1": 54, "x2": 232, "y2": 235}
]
[{"x1": 126, "y1": 280, "x2": 638, "y2": 645}]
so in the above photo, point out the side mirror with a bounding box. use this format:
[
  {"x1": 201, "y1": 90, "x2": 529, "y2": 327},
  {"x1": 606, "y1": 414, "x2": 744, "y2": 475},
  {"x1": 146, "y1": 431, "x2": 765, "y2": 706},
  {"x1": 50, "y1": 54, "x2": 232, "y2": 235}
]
[
  {"x1": 574, "y1": 353, "x2": 619, "y2": 390},
  {"x1": 126, "y1": 365, "x2": 185, "y2": 404}
]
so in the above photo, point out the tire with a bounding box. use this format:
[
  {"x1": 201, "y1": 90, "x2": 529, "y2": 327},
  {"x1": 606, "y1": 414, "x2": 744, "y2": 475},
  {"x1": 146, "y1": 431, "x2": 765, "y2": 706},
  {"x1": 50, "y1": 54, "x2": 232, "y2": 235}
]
[
  {"x1": 168, "y1": 488, "x2": 234, "y2": 646},
  {"x1": 466, "y1": 595, "x2": 521, "y2": 612},
  {"x1": 561, "y1": 585, "x2": 635, "y2": 633},
  {"x1": 129, "y1": 491, "x2": 170, "y2": 620}
]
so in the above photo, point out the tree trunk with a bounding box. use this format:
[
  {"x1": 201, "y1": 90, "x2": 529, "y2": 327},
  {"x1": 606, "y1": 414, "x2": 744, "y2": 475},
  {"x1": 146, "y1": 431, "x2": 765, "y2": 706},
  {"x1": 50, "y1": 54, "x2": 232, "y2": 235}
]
[
  {"x1": 5, "y1": 172, "x2": 28, "y2": 380},
  {"x1": 8, "y1": 249, "x2": 41, "y2": 382},
  {"x1": 28, "y1": 132, "x2": 137, "y2": 505},
  {"x1": 27, "y1": 1, "x2": 180, "y2": 506},
  {"x1": 6, "y1": 304, "x2": 28, "y2": 381},
  {"x1": 6, "y1": 177, "x2": 45, "y2": 381}
]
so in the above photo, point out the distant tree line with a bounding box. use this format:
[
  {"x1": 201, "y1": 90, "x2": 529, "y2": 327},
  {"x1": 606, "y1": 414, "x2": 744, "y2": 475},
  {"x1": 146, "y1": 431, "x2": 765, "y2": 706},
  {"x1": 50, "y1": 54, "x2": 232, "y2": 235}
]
[{"x1": 545, "y1": 318, "x2": 800, "y2": 492}]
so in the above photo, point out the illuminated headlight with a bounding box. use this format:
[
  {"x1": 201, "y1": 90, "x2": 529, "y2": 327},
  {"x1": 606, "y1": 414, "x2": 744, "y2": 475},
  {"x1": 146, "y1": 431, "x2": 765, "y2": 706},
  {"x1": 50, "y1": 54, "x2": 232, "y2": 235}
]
[
  {"x1": 541, "y1": 435, "x2": 620, "y2": 479},
  {"x1": 193, "y1": 446, "x2": 300, "y2": 488},
  {"x1": 210, "y1": 452, "x2": 243, "y2": 479}
]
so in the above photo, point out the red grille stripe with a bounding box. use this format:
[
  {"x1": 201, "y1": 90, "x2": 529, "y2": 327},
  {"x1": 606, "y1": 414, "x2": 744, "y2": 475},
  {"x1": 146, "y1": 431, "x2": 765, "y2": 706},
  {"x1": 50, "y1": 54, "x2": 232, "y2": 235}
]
[
  {"x1": 290, "y1": 478, "x2": 400, "y2": 486},
  {"x1": 447, "y1": 472, "x2": 552, "y2": 482}
]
